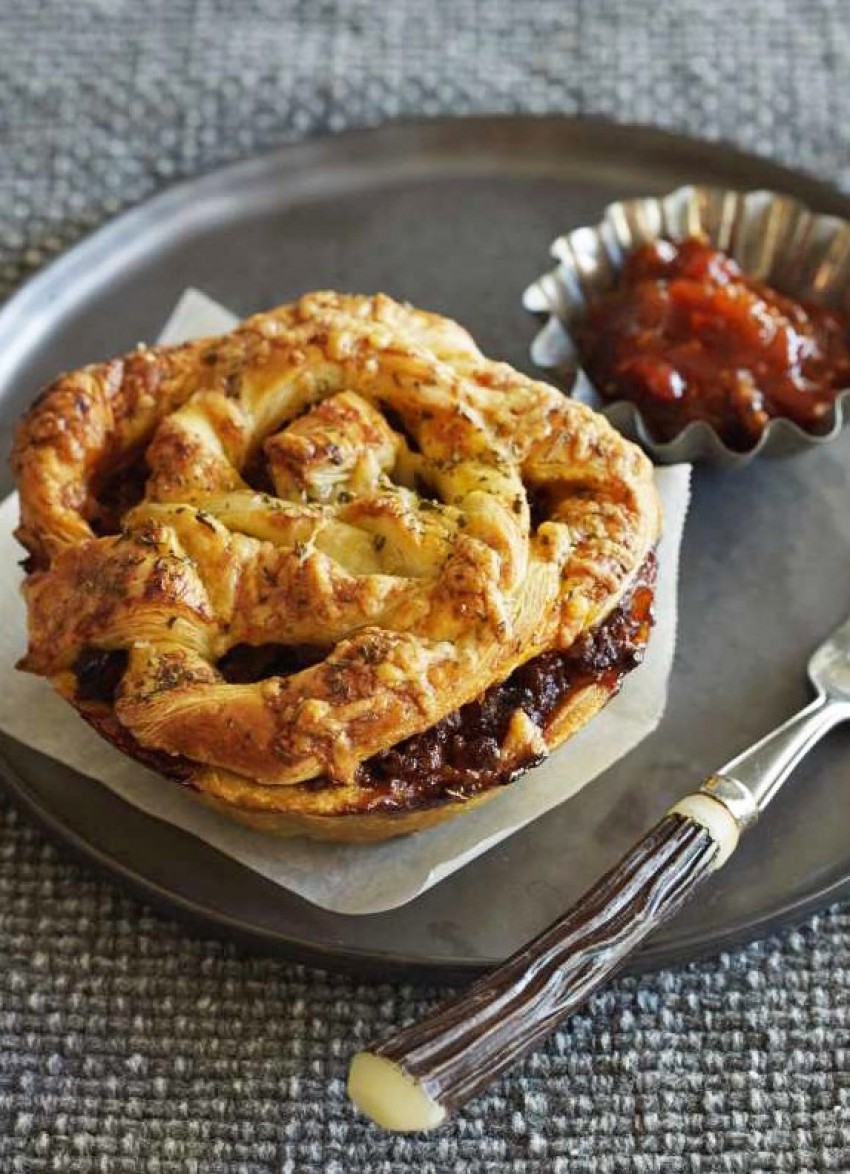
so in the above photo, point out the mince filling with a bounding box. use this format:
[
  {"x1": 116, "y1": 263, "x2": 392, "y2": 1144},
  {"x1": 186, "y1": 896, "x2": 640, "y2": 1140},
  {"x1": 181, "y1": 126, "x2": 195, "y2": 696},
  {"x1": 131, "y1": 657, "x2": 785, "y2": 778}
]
[
  {"x1": 73, "y1": 648, "x2": 129, "y2": 703},
  {"x1": 89, "y1": 453, "x2": 150, "y2": 536},
  {"x1": 217, "y1": 643, "x2": 328, "y2": 683},
  {"x1": 349, "y1": 552, "x2": 657, "y2": 813}
]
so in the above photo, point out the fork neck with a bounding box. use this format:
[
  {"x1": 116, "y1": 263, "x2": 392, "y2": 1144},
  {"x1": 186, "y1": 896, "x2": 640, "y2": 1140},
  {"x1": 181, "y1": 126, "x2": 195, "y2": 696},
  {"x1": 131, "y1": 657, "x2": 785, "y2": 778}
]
[{"x1": 709, "y1": 693, "x2": 849, "y2": 818}]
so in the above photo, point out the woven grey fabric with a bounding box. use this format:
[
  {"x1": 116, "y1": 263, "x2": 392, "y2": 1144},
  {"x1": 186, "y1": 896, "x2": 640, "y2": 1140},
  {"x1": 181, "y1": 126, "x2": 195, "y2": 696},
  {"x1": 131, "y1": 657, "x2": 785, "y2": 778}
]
[{"x1": 2, "y1": 1, "x2": 850, "y2": 1170}]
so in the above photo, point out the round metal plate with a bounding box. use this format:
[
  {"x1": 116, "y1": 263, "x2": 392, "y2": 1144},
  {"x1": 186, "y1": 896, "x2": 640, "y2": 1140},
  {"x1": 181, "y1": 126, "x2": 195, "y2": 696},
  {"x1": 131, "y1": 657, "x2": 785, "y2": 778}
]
[{"x1": 2, "y1": 116, "x2": 850, "y2": 980}]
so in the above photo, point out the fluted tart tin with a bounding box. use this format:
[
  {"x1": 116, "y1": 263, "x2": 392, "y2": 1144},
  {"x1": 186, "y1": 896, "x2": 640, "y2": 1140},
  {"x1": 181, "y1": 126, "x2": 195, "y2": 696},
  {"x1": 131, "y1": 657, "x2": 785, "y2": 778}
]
[{"x1": 523, "y1": 185, "x2": 850, "y2": 468}]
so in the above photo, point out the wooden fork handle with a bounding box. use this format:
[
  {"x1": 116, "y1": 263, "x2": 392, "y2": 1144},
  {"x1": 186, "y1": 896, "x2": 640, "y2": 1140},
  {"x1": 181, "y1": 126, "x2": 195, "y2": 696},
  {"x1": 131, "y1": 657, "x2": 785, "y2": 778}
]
[{"x1": 348, "y1": 799, "x2": 743, "y2": 1132}]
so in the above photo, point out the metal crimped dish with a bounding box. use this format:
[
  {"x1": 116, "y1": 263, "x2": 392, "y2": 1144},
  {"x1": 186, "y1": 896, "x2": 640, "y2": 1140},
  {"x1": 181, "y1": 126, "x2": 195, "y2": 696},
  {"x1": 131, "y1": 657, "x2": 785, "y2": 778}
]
[{"x1": 523, "y1": 185, "x2": 850, "y2": 468}]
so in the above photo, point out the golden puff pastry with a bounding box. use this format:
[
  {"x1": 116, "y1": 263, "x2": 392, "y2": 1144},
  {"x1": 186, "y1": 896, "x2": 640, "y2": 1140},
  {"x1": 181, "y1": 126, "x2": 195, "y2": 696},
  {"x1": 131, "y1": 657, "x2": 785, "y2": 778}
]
[{"x1": 13, "y1": 292, "x2": 661, "y2": 841}]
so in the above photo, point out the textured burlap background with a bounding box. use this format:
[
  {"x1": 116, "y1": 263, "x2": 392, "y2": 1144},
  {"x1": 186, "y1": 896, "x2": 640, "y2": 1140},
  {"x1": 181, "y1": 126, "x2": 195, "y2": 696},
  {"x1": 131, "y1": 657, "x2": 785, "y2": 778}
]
[{"x1": 2, "y1": 2, "x2": 850, "y2": 1170}]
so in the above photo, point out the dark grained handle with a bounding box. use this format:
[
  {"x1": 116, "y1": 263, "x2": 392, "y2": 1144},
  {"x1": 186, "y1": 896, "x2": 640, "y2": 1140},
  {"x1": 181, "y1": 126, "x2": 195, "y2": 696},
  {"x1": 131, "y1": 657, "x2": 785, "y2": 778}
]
[{"x1": 348, "y1": 810, "x2": 732, "y2": 1131}]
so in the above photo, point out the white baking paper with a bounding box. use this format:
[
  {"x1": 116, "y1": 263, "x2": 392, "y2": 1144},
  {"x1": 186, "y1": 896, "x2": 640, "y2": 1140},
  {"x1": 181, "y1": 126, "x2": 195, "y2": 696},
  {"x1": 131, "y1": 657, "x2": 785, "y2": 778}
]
[{"x1": 0, "y1": 289, "x2": 691, "y2": 915}]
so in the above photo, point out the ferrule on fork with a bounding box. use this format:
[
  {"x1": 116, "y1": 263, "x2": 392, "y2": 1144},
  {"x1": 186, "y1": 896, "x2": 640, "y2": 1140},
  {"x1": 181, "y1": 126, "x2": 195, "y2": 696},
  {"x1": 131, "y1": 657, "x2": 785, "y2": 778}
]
[{"x1": 668, "y1": 694, "x2": 850, "y2": 870}]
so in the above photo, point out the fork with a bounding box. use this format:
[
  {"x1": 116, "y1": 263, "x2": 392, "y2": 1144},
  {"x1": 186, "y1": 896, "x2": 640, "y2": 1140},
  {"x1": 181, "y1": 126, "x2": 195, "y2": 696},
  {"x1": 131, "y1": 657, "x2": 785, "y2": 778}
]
[{"x1": 347, "y1": 613, "x2": 850, "y2": 1131}]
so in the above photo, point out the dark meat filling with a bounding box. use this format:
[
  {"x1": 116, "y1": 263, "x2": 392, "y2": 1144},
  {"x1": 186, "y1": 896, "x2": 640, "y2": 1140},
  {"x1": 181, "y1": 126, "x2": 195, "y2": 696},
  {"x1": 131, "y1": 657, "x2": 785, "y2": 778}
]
[
  {"x1": 241, "y1": 447, "x2": 276, "y2": 496},
  {"x1": 353, "y1": 554, "x2": 656, "y2": 813},
  {"x1": 73, "y1": 648, "x2": 129, "y2": 703},
  {"x1": 217, "y1": 642, "x2": 328, "y2": 684},
  {"x1": 73, "y1": 643, "x2": 327, "y2": 698},
  {"x1": 88, "y1": 454, "x2": 150, "y2": 537}
]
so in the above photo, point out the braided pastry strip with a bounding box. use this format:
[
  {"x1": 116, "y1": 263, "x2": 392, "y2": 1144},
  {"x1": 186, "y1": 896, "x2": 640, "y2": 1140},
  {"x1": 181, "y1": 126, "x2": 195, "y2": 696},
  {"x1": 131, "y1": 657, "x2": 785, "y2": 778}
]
[{"x1": 14, "y1": 293, "x2": 660, "y2": 812}]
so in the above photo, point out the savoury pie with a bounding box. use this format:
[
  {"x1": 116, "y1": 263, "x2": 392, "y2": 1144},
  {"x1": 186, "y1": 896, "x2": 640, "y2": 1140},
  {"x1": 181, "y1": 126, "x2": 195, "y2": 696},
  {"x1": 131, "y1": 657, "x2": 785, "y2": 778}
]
[{"x1": 13, "y1": 293, "x2": 661, "y2": 841}]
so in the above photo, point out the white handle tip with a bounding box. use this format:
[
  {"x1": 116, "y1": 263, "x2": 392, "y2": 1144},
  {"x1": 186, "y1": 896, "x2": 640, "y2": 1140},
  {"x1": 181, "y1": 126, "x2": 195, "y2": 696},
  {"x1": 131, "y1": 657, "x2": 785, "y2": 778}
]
[
  {"x1": 348, "y1": 1052, "x2": 446, "y2": 1132},
  {"x1": 668, "y1": 793, "x2": 740, "y2": 869}
]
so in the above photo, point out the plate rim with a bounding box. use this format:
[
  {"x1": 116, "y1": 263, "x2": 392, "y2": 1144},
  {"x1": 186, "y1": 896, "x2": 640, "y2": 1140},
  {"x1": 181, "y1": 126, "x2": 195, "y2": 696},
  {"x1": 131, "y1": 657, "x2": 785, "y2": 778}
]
[
  {"x1": 4, "y1": 737, "x2": 848, "y2": 980},
  {"x1": 2, "y1": 112, "x2": 850, "y2": 979},
  {"x1": 4, "y1": 112, "x2": 850, "y2": 399}
]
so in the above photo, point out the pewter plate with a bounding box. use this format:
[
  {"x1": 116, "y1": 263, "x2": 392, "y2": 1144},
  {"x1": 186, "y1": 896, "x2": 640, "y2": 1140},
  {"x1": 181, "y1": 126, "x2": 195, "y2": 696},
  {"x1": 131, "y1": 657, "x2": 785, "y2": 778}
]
[{"x1": 1, "y1": 116, "x2": 850, "y2": 980}]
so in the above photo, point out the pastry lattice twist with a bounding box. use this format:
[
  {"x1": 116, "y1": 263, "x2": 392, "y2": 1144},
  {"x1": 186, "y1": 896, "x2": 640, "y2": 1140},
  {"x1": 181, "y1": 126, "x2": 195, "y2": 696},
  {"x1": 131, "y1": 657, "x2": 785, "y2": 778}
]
[{"x1": 14, "y1": 293, "x2": 660, "y2": 836}]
